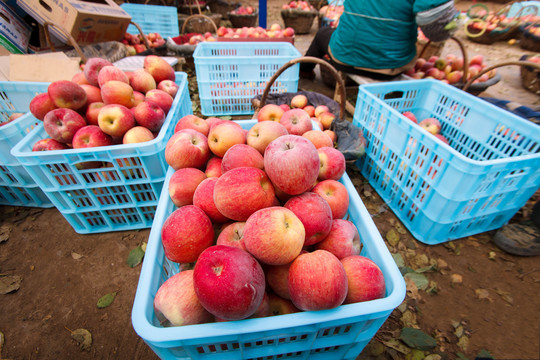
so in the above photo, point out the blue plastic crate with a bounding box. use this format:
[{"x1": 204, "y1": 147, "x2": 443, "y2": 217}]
[
  {"x1": 353, "y1": 79, "x2": 540, "y2": 244},
  {"x1": 131, "y1": 119, "x2": 406, "y2": 360},
  {"x1": 121, "y1": 4, "x2": 180, "y2": 38},
  {"x1": 10, "y1": 73, "x2": 192, "y2": 233},
  {"x1": 193, "y1": 42, "x2": 301, "y2": 116}
]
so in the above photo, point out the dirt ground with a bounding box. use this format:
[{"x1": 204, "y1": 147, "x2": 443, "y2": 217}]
[{"x1": 1, "y1": 1, "x2": 540, "y2": 360}]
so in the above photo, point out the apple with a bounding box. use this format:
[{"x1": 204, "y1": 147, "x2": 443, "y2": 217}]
[
  {"x1": 221, "y1": 144, "x2": 264, "y2": 172},
  {"x1": 71, "y1": 72, "x2": 89, "y2": 85},
  {"x1": 153, "y1": 270, "x2": 214, "y2": 326},
  {"x1": 402, "y1": 111, "x2": 417, "y2": 124},
  {"x1": 32, "y1": 138, "x2": 70, "y2": 151},
  {"x1": 257, "y1": 104, "x2": 285, "y2": 122},
  {"x1": 314, "y1": 105, "x2": 329, "y2": 118},
  {"x1": 165, "y1": 129, "x2": 211, "y2": 170},
  {"x1": 284, "y1": 192, "x2": 333, "y2": 246},
  {"x1": 47, "y1": 80, "x2": 87, "y2": 110},
  {"x1": 418, "y1": 117, "x2": 441, "y2": 135},
  {"x1": 264, "y1": 135, "x2": 320, "y2": 195},
  {"x1": 341, "y1": 255, "x2": 386, "y2": 304},
  {"x1": 435, "y1": 133, "x2": 449, "y2": 144},
  {"x1": 132, "y1": 91, "x2": 146, "y2": 107},
  {"x1": 318, "y1": 111, "x2": 335, "y2": 130},
  {"x1": 143, "y1": 55, "x2": 175, "y2": 84},
  {"x1": 266, "y1": 262, "x2": 293, "y2": 299},
  {"x1": 279, "y1": 104, "x2": 291, "y2": 112},
  {"x1": 249, "y1": 292, "x2": 271, "y2": 319},
  {"x1": 131, "y1": 100, "x2": 166, "y2": 132},
  {"x1": 216, "y1": 221, "x2": 246, "y2": 250},
  {"x1": 129, "y1": 69, "x2": 157, "y2": 94},
  {"x1": 303, "y1": 105, "x2": 315, "y2": 117},
  {"x1": 213, "y1": 167, "x2": 275, "y2": 221},
  {"x1": 288, "y1": 250, "x2": 348, "y2": 311},
  {"x1": 43, "y1": 108, "x2": 87, "y2": 144},
  {"x1": 123, "y1": 126, "x2": 155, "y2": 144},
  {"x1": 207, "y1": 121, "x2": 247, "y2": 158},
  {"x1": 246, "y1": 120, "x2": 289, "y2": 154},
  {"x1": 204, "y1": 156, "x2": 223, "y2": 178},
  {"x1": 193, "y1": 177, "x2": 230, "y2": 223},
  {"x1": 267, "y1": 292, "x2": 300, "y2": 316},
  {"x1": 29, "y1": 93, "x2": 57, "y2": 121},
  {"x1": 312, "y1": 179, "x2": 349, "y2": 219},
  {"x1": 279, "y1": 109, "x2": 312, "y2": 136},
  {"x1": 79, "y1": 84, "x2": 102, "y2": 105},
  {"x1": 205, "y1": 117, "x2": 228, "y2": 130},
  {"x1": 469, "y1": 54, "x2": 484, "y2": 67},
  {"x1": 168, "y1": 167, "x2": 207, "y2": 207},
  {"x1": 85, "y1": 102, "x2": 105, "y2": 126},
  {"x1": 98, "y1": 104, "x2": 136, "y2": 137},
  {"x1": 243, "y1": 206, "x2": 305, "y2": 265},
  {"x1": 324, "y1": 129, "x2": 336, "y2": 143},
  {"x1": 290, "y1": 94, "x2": 308, "y2": 108},
  {"x1": 315, "y1": 219, "x2": 361, "y2": 259},
  {"x1": 100, "y1": 80, "x2": 134, "y2": 108},
  {"x1": 157, "y1": 79, "x2": 179, "y2": 98},
  {"x1": 174, "y1": 114, "x2": 210, "y2": 136},
  {"x1": 193, "y1": 245, "x2": 266, "y2": 320},
  {"x1": 317, "y1": 146, "x2": 346, "y2": 181},
  {"x1": 302, "y1": 130, "x2": 333, "y2": 149},
  {"x1": 97, "y1": 65, "x2": 129, "y2": 87},
  {"x1": 282, "y1": 27, "x2": 295, "y2": 37},
  {"x1": 161, "y1": 205, "x2": 214, "y2": 263},
  {"x1": 72, "y1": 125, "x2": 114, "y2": 149},
  {"x1": 83, "y1": 57, "x2": 113, "y2": 86},
  {"x1": 145, "y1": 89, "x2": 174, "y2": 115}
]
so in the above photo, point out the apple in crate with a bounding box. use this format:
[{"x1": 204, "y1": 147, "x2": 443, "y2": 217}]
[
  {"x1": 193, "y1": 177, "x2": 230, "y2": 224},
  {"x1": 288, "y1": 249, "x2": 348, "y2": 311},
  {"x1": 315, "y1": 219, "x2": 361, "y2": 259},
  {"x1": 257, "y1": 104, "x2": 285, "y2": 122},
  {"x1": 290, "y1": 94, "x2": 308, "y2": 109},
  {"x1": 402, "y1": 111, "x2": 417, "y2": 124},
  {"x1": 208, "y1": 122, "x2": 246, "y2": 158},
  {"x1": 71, "y1": 72, "x2": 89, "y2": 85},
  {"x1": 97, "y1": 65, "x2": 129, "y2": 87},
  {"x1": 123, "y1": 126, "x2": 155, "y2": 144},
  {"x1": 161, "y1": 205, "x2": 215, "y2": 263},
  {"x1": 158, "y1": 79, "x2": 179, "y2": 98},
  {"x1": 268, "y1": 292, "x2": 300, "y2": 316},
  {"x1": 145, "y1": 89, "x2": 174, "y2": 115},
  {"x1": 318, "y1": 146, "x2": 346, "y2": 181},
  {"x1": 32, "y1": 138, "x2": 70, "y2": 151},
  {"x1": 193, "y1": 245, "x2": 266, "y2": 320},
  {"x1": 213, "y1": 167, "x2": 275, "y2": 221},
  {"x1": 279, "y1": 109, "x2": 312, "y2": 136},
  {"x1": 204, "y1": 156, "x2": 223, "y2": 178},
  {"x1": 246, "y1": 120, "x2": 289, "y2": 155},
  {"x1": 80, "y1": 84, "x2": 102, "y2": 104},
  {"x1": 317, "y1": 111, "x2": 335, "y2": 130},
  {"x1": 43, "y1": 108, "x2": 87, "y2": 144},
  {"x1": 341, "y1": 255, "x2": 386, "y2": 304},
  {"x1": 243, "y1": 206, "x2": 305, "y2": 265},
  {"x1": 47, "y1": 80, "x2": 87, "y2": 110},
  {"x1": 302, "y1": 130, "x2": 333, "y2": 149},
  {"x1": 86, "y1": 102, "x2": 105, "y2": 126},
  {"x1": 221, "y1": 144, "x2": 264, "y2": 172},
  {"x1": 264, "y1": 135, "x2": 320, "y2": 195},
  {"x1": 216, "y1": 221, "x2": 246, "y2": 250},
  {"x1": 314, "y1": 105, "x2": 329, "y2": 118},
  {"x1": 131, "y1": 100, "x2": 166, "y2": 132},
  {"x1": 266, "y1": 262, "x2": 293, "y2": 299},
  {"x1": 174, "y1": 114, "x2": 210, "y2": 136},
  {"x1": 98, "y1": 104, "x2": 136, "y2": 137},
  {"x1": 144, "y1": 55, "x2": 175, "y2": 84},
  {"x1": 153, "y1": 269, "x2": 214, "y2": 327},
  {"x1": 312, "y1": 179, "x2": 349, "y2": 219},
  {"x1": 418, "y1": 117, "x2": 441, "y2": 135},
  {"x1": 132, "y1": 91, "x2": 145, "y2": 107},
  {"x1": 72, "y1": 125, "x2": 114, "y2": 149},
  {"x1": 129, "y1": 69, "x2": 157, "y2": 94},
  {"x1": 101, "y1": 80, "x2": 135, "y2": 108},
  {"x1": 165, "y1": 129, "x2": 210, "y2": 170},
  {"x1": 29, "y1": 93, "x2": 57, "y2": 121},
  {"x1": 205, "y1": 117, "x2": 228, "y2": 131},
  {"x1": 83, "y1": 57, "x2": 113, "y2": 86},
  {"x1": 168, "y1": 167, "x2": 207, "y2": 207},
  {"x1": 284, "y1": 192, "x2": 333, "y2": 246}
]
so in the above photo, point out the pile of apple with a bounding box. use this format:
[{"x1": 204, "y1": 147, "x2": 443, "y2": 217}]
[
  {"x1": 401, "y1": 112, "x2": 449, "y2": 144},
  {"x1": 405, "y1": 53, "x2": 497, "y2": 85},
  {"x1": 172, "y1": 32, "x2": 217, "y2": 46},
  {"x1": 230, "y1": 5, "x2": 256, "y2": 15},
  {"x1": 28, "y1": 55, "x2": 179, "y2": 153},
  {"x1": 153, "y1": 99, "x2": 386, "y2": 325},
  {"x1": 281, "y1": 0, "x2": 315, "y2": 12},
  {"x1": 217, "y1": 23, "x2": 295, "y2": 39},
  {"x1": 319, "y1": 4, "x2": 344, "y2": 27},
  {"x1": 122, "y1": 32, "x2": 166, "y2": 55}
]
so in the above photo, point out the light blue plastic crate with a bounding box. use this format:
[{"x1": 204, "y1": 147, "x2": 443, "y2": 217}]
[
  {"x1": 10, "y1": 73, "x2": 192, "y2": 233},
  {"x1": 353, "y1": 79, "x2": 540, "y2": 245},
  {"x1": 131, "y1": 119, "x2": 406, "y2": 360},
  {"x1": 193, "y1": 42, "x2": 301, "y2": 116},
  {"x1": 121, "y1": 3, "x2": 180, "y2": 38}
]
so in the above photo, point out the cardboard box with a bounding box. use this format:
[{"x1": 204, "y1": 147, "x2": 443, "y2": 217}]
[
  {"x1": 0, "y1": 1, "x2": 32, "y2": 54},
  {"x1": 16, "y1": 0, "x2": 131, "y2": 46}
]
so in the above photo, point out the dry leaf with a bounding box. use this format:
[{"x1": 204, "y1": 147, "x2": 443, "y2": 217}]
[
  {"x1": 386, "y1": 228, "x2": 401, "y2": 246},
  {"x1": 0, "y1": 275, "x2": 22, "y2": 294},
  {"x1": 0, "y1": 331, "x2": 4, "y2": 353},
  {"x1": 436, "y1": 258, "x2": 448, "y2": 270},
  {"x1": 395, "y1": 222, "x2": 408, "y2": 235},
  {"x1": 475, "y1": 288, "x2": 494, "y2": 302},
  {"x1": 457, "y1": 335, "x2": 469, "y2": 351},
  {"x1": 495, "y1": 288, "x2": 514, "y2": 305},
  {"x1": 425, "y1": 355, "x2": 442, "y2": 360},
  {"x1": 71, "y1": 252, "x2": 84, "y2": 260},
  {"x1": 401, "y1": 310, "x2": 419, "y2": 328},
  {"x1": 410, "y1": 254, "x2": 430, "y2": 270},
  {"x1": 488, "y1": 252, "x2": 497, "y2": 260},
  {"x1": 141, "y1": 241, "x2": 147, "y2": 252},
  {"x1": 71, "y1": 328, "x2": 92, "y2": 351},
  {"x1": 380, "y1": 338, "x2": 411, "y2": 355},
  {"x1": 454, "y1": 325, "x2": 464, "y2": 338},
  {"x1": 0, "y1": 224, "x2": 12, "y2": 243},
  {"x1": 405, "y1": 277, "x2": 422, "y2": 301},
  {"x1": 451, "y1": 274, "x2": 463, "y2": 284}
]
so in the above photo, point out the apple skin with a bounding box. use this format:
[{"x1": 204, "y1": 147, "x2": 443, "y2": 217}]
[
  {"x1": 435, "y1": 133, "x2": 449, "y2": 144},
  {"x1": 168, "y1": 167, "x2": 208, "y2": 207},
  {"x1": 193, "y1": 177, "x2": 230, "y2": 223},
  {"x1": 123, "y1": 126, "x2": 155, "y2": 144},
  {"x1": 165, "y1": 129, "x2": 210, "y2": 170},
  {"x1": 264, "y1": 135, "x2": 320, "y2": 195},
  {"x1": 242, "y1": 206, "x2": 305, "y2": 266},
  {"x1": 257, "y1": 103, "x2": 285, "y2": 122},
  {"x1": 157, "y1": 79, "x2": 179, "y2": 98},
  {"x1": 129, "y1": 69, "x2": 156, "y2": 94},
  {"x1": 418, "y1": 117, "x2": 441, "y2": 135},
  {"x1": 268, "y1": 292, "x2": 300, "y2": 316},
  {"x1": 161, "y1": 205, "x2": 214, "y2": 263},
  {"x1": 317, "y1": 111, "x2": 335, "y2": 130},
  {"x1": 97, "y1": 65, "x2": 130, "y2": 87},
  {"x1": 303, "y1": 105, "x2": 315, "y2": 117},
  {"x1": 32, "y1": 138, "x2": 70, "y2": 151},
  {"x1": 205, "y1": 156, "x2": 223, "y2": 178},
  {"x1": 72, "y1": 125, "x2": 114, "y2": 149},
  {"x1": 205, "y1": 117, "x2": 229, "y2": 130},
  {"x1": 71, "y1": 72, "x2": 89, "y2": 85},
  {"x1": 85, "y1": 102, "x2": 105, "y2": 126},
  {"x1": 144, "y1": 54, "x2": 176, "y2": 84},
  {"x1": 145, "y1": 89, "x2": 174, "y2": 115},
  {"x1": 318, "y1": 146, "x2": 346, "y2": 181},
  {"x1": 208, "y1": 121, "x2": 247, "y2": 158},
  {"x1": 314, "y1": 105, "x2": 329, "y2": 118},
  {"x1": 284, "y1": 192, "x2": 333, "y2": 246},
  {"x1": 324, "y1": 129, "x2": 336, "y2": 143},
  {"x1": 290, "y1": 94, "x2": 308, "y2": 109},
  {"x1": 288, "y1": 250, "x2": 348, "y2": 311},
  {"x1": 213, "y1": 167, "x2": 275, "y2": 221},
  {"x1": 153, "y1": 270, "x2": 214, "y2": 326},
  {"x1": 43, "y1": 108, "x2": 87, "y2": 144},
  {"x1": 47, "y1": 80, "x2": 87, "y2": 110},
  {"x1": 83, "y1": 57, "x2": 113, "y2": 86},
  {"x1": 221, "y1": 144, "x2": 264, "y2": 172},
  {"x1": 266, "y1": 261, "x2": 292, "y2": 299},
  {"x1": 312, "y1": 179, "x2": 349, "y2": 219},
  {"x1": 246, "y1": 120, "x2": 289, "y2": 155},
  {"x1": 132, "y1": 91, "x2": 146, "y2": 107},
  {"x1": 193, "y1": 245, "x2": 266, "y2": 320},
  {"x1": 131, "y1": 100, "x2": 166, "y2": 132},
  {"x1": 79, "y1": 84, "x2": 102, "y2": 105},
  {"x1": 302, "y1": 130, "x2": 333, "y2": 149},
  {"x1": 402, "y1": 111, "x2": 417, "y2": 124},
  {"x1": 279, "y1": 104, "x2": 291, "y2": 112},
  {"x1": 97, "y1": 104, "x2": 136, "y2": 137},
  {"x1": 100, "y1": 80, "x2": 135, "y2": 108},
  {"x1": 174, "y1": 114, "x2": 210, "y2": 136},
  {"x1": 341, "y1": 255, "x2": 386, "y2": 304},
  {"x1": 29, "y1": 93, "x2": 57, "y2": 121},
  {"x1": 216, "y1": 221, "x2": 246, "y2": 250},
  {"x1": 279, "y1": 109, "x2": 312, "y2": 136},
  {"x1": 315, "y1": 219, "x2": 361, "y2": 259}
]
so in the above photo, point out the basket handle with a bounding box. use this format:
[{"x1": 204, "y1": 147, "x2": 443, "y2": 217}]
[
  {"x1": 129, "y1": 21, "x2": 155, "y2": 54},
  {"x1": 42, "y1": 21, "x2": 87, "y2": 64},
  {"x1": 181, "y1": 14, "x2": 219, "y2": 34},
  {"x1": 418, "y1": 36, "x2": 469, "y2": 82},
  {"x1": 252, "y1": 56, "x2": 346, "y2": 121},
  {"x1": 463, "y1": 60, "x2": 540, "y2": 92}
]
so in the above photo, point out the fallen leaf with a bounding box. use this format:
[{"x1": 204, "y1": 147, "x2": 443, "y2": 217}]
[
  {"x1": 456, "y1": 352, "x2": 468, "y2": 360},
  {"x1": 71, "y1": 252, "x2": 84, "y2": 260},
  {"x1": 395, "y1": 222, "x2": 408, "y2": 235},
  {"x1": 399, "y1": 327, "x2": 437, "y2": 351},
  {"x1": 71, "y1": 328, "x2": 92, "y2": 351},
  {"x1": 405, "y1": 277, "x2": 422, "y2": 300},
  {"x1": 476, "y1": 349, "x2": 494, "y2": 359},
  {"x1": 380, "y1": 338, "x2": 411, "y2": 355},
  {"x1": 386, "y1": 228, "x2": 401, "y2": 246},
  {"x1": 494, "y1": 288, "x2": 513, "y2": 305},
  {"x1": 392, "y1": 253, "x2": 405, "y2": 268},
  {"x1": 414, "y1": 264, "x2": 436, "y2": 273},
  {"x1": 410, "y1": 254, "x2": 430, "y2": 270},
  {"x1": 366, "y1": 340, "x2": 385, "y2": 356},
  {"x1": 97, "y1": 292, "x2": 117, "y2": 308},
  {"x1": 0, "y1": 224, "x2": 12, "y2": 243},
  {"x1": 451, "y1": 274, "x2": 463, "y2": 284},
  {"x1": 457, "y1": 335, "x2": 469, "y2": 351},
  {"x1": 475, "y1": 288, "x2": 494, "y2": 302},
  {"x1": 426, "y1": 281, "x2": 438, "y2": 294},
  {"x1": 0, "y1": 331, "x2": 4, "y2": 352},
  {"x1": 397, "y1": 302, "x2": 408, "y2": 312},
  {"x1": 127, "y1": 245, "x2": 145, "y2": 268},
  {"x1": 406, "y1": 349, "x2": 426, "y2": 360},
  {"x1": 425, "y1": 355, "x2": 442, "y2": 360},
  {"x1": 0, "y1": 275, "x2": 22, "y2": 294},
  {"x1": 42, "y1": 314, "x2": 52, "y2": 322},
  {"x1": 454, "y1": 325, "x2": 464, "y2": 338},
  {"x1": 436, "y1": 258, "x2": 448, "y2": 270},
  {"x1": 404, "y1": 272, "x2": 429, "y2": 291},
  {"x1": 488, "y1": 252, "x2": 496, "y2": 260},
  {"x1": 401, "y1": 310, "x2": 419, "y2": 328},
  {"x1": 141, "y1": 241, "x2": 147, "y2": 252}
]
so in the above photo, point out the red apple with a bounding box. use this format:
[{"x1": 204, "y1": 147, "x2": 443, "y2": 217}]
[
  {"x1": 216, "y1": 221, "x2": 246, "y2": 250},
  {"x1": 208, "y1": 121, "x2": 246, "y2": 158},
  {"x1": 97, "y1": 65, "x2": 129, "y2": 87},
  {"x1": 302, "y1": 130, "x2": 333, "y2": 149},
  {"x1": 257, "y1": 103, "x2": 285, "y2": 122},
  {"x1": 97, "y1": 104, "x2": 136, "y2": 137},
  {"x1": 312, "y1": 179, "x2": 349, "y2": 219},
  {"x1": 47, "y1": 80, "x2": 87, "y2": 110},
  {"x1": 100, "y1": 80, "x2": 134, "y2": 108},
  {"x1": 32, "y1": 138, "x2": 70, "y2": 151},
  {"x1": 174, "y1": 114, "x2": 209, "y2": 136},
  {"x1": 145, "y1": 89, "x2": 174, "y2": 115},
  {"x1": 341, "y1": 255, "x2": 386, "y2": 303},
  {"x1": 165, "y1": 129, "x2": 210, "y2": 170},
  {"x1": 83, "y1": 57, "x2": 113, "y2": 86},
  {"x1": 29, "y1": 93, "x2": 57, "y2": 121},
  {"x1": 267, "y1": 292, "x2": 300, "y2": 315},
  {"x1": 284, "y1": 192, "x2": 333, "y2": 246},
  {"x1": 315, "y1": 219, "x2": 361, "y2": 259},
  {"x1": 143, "y1": 55, "x2": 175, "y2": 84},
  {"x1": 43, "y1": 108, "x2": 87, "y2": 144},
  {"x1": 168, "y1": 167, "x2": 207, "y2": 207},
  {"x1": 129, "y1": 69, "x2": 157, "y2": 94},
  {"x1": 205, "y1": 156, "x2": 223, "y2": 178},
  {"x1": 246, "y1": 120, "x2": 289, "y2": 154},
  {"x1": 205, "y1": 117, "x2": 229, "y2": 130},
  {"x1": 71, "y1": 72, "x2": 89, "y2": 85},
  {"x1": 402, "y1": 111, "x2": 417, "y2": 124},
  {"x1": 72, "y1": 125, "x2": 114, "y2": 148},
  {"x1": 418, "y1": 117, "x2": 441, "y2": 135},
  {"x1": 290, "y1": 94, "x2": 308, "y2": 108},
  {"x1": 123, "y1": 126, "x2": 155, "y2": 144},
  {"x1": 314, "y1": 105, "x2": 329, "y2": 118},
  {"x1": 131, "y1": 100, "x2": 166, "y2": 132},
  {"x1": 157, "y1": 79, "x2": 179, "y2": 98},
  {"x1": 193, "y1": 177, "x2": 230, "y2": 224},
  {"x1": 317, "y1": 111, "x2": 335, "y2": 130},
  {"x1": 279, "y1": 109, "x2": 312, "y2": 136},
  {"x1": 221, "y1": 144, "x2": 264, "y2": 172},
  {"x1": 318, "y1": 146, "x2": 346, "y2": 181},
  {"x1": 266, "y1": 262, "x2": 293, "y2": 299}
]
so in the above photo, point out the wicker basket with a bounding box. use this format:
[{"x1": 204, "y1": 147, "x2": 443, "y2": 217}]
[
  {"x1": 208, "y1": 0, "x2": 241, "y2": 19},
  {"x1": 416, "y1": 38, "x2": 445, "y2": 59},
  {"x1": 520, "y1": 23, "x2": 540, "y2": 52},
  {"x1": 281, "y1": 9, "x2": 317, "y2": 34},
  {"x1": 520, "y1": 56, "x2": 540, "y2": 95},
  {"x1": 228, "y1": 10, "x2": 258, "y2": 28}
]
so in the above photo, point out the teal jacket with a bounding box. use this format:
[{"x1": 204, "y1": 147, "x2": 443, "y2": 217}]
[{"x1": 328, "y1": 0, "x2": 449, "y2": 70}]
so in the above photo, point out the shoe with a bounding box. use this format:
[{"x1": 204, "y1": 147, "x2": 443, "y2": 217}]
[
  {"x1": 493, "y1": 222, "x2": 540, "y2": 256},
  {"x1": 299, "y1": 70, "x2": 316, "y2": 80}
]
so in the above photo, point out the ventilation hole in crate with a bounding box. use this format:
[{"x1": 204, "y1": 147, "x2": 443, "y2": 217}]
[
  {"x1": 106, "y1": 209, "x2": 128, "y2": 224},
  {"x1": 141, "y1": 206, "x2": 157, "y2": 221},
  {"x1": 0, "y1": 166, "x2": 17, "y2": 184},
  {"x1": 414, "y1": 181, "x2": 429, "y2": 203},
  {"x1": 92, "y1": 187, "x2": 115, "y2": 206},
  {"x1": 82, "y1": 211, "x2": 106, "y2": 227},
  {"x1": 462, "y1": 198, "x2": 478, "y2": 215},
  {"x1": 48, "y1": 163, "x2": 77, "y2": 186},
  {"x1": 404, "y1": 138, "x2": 417, "y2": 160},
  {"x1": 67, "y1": 189, "x2": 93, "y2": 208},
  {"x1": 116, "y1": 157, "x2": 146, "y2": 180}
]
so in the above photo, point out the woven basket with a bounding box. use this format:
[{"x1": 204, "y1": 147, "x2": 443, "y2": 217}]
[
  {"x1": 520, "y1": 56, "x2": 540, "y2": 95},
  {"x1": 416, "y1": 39, "x2": 445, "y2": 59},
  {"x1": 228, "y1": 10, "x2": 258, "y2": 28},
  {"x1": 281, "y1": 9, "x2": 317, "y2": 34},
  {"x1": 520, "y1": 23, "x2": 540, "y2": 52},
  {"x1": 208, "y1": 0, "x2": 241, "y2": 19}
]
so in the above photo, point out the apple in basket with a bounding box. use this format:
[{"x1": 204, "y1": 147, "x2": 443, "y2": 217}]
[
  {"x1": 144, "y1": 55, "x2": 175, "y2": 84},
  {"x1": 32, "y1": 138, "x2": 70, "y2": 151},
  {"x1": 279, "y1": 109, "x2": 312, "y2": 136},
  {"x1": 284, "y1": 192, "x2": 333, "y2": 246},
  {"x1": 257, "y1": 103, "x2": 285, "y2": 122},
  {"x1": 47, "y1": 80, "x2": 88, "y2": 110},
  {"x1": 123, "y1": 126, "x2": 155, "y2": 144},
  {"x1": 315, "y1": 219, "x2": 361, "y2": 260},
  {"x1": 168, "y1": 167, "x2": 207, "y2": 207},
  {"x1": 157, "y1": 80, "x2": 179, "y2": 99},
  {"x1": 29, "y1": 93, "x2": 57, "y2": 121},
  {"x1": 145, "y1": 89, "x2": 174, "y2": 115},
  {"x1": 221, "y1": 144, "x2": 264, "y2": 172},
  {"x1": 312, "y1": 179, "x2": 349, "y2": 219},
  {"x1": 72, "y1": 125, "x2": 114, "y2": 149},
  {"x1": 97, "y1": 65, "x2": 130, "y2": 87},
  {"x1": 246, "y1": 120, "x2": 289, "y2": 155},
  {"x1": 317, "y1": 146, "x2": 346, "y2": 181},
  {"x1": 216, "y1": 222, "x2": 246, "y2": 249},
  {"x1": 193, "y1": 177, "x2": 231, "y2": 224},
  {"x1": 418, "y1": 117, "x2": 441, "y2": 135},
  {"x1": 207, "y1": 122, "x2": 246, "y2": 158},
  {"x1": 341, "y1": 255, "x2": 386, "y2": 304},
  {"x1": 100, "y1": 80, "x2": 135, "y2": 108},
  {"x1": 268, "y1": 292, "x2": 300, "y2": 316},
  {"x1": 131, "y1": 100, "x2": 166, "y2": 132},
  {"x1": 174, "y1": 114, "x2": 210, "y2": 136},
  {"x1": 165, "y1": 129, "x2": 211, "y2": 170},
  {"x1": 43, "y1": 108, "x2": 87, "y2": 144},
  {"x1": 83, "y1": 57, "x2": 113, "y2": 86},
  {"x1": 129, "y1": 69, "x2": 157, "y2": 94},
  {"x1": 302, "y1": 130, "x2": 333, "y2": 149},
  {"x1": 97, "y1": 104, "x2": 136, "y2": 138}
]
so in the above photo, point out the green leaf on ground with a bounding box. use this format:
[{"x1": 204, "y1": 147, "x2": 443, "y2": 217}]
[
  {"x1": 127, "y1": 245, "x2": 145, "y2": 268},
  {"x1": 0, "y1": 275, "x2": 22, "y2": 294},
  {"x1": 399, "y1": 328, "x2": 437, "y2": 350},
  {"x1": 476, "y1": 349, "x2": 494, "y2": 359},
  {"x1": 392, "y1": 253, "x2": 405, "y2": 268},
  {"x1": 404, "y1": 272, "x2": 429, "y2": 291},
  {"x1": 456, "y1": 353, "x2": 469, "y2": 360},
  {"x1": 71, "y1": 328, "x2": 92, "y2": 351},
  {"x1": 405, "y1": 349, "x2": 426, "y2": 360},
  {"x1": 386, "y1": 228, "x2": 401, "y2": 246},
  {"x1": 97, "y1": 292, "x2": 117, "y2": 308}
]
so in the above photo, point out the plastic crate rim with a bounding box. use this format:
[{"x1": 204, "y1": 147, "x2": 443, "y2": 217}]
[{"x1": 193, "y1": 41, "x2": 302, "y2": 58}]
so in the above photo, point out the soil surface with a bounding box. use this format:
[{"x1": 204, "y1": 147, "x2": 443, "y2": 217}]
[{"x1": 1, "y1": 1, "x2": 539, "y2": 360}]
